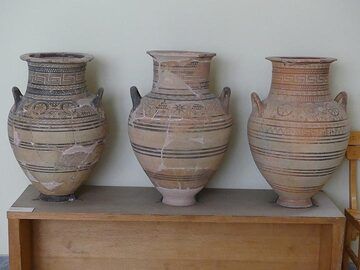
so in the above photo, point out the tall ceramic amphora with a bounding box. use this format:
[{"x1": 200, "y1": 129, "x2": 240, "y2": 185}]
[
  {"x1": 128, "y1": 51, "x2": 232, "y2": 206},
  {"x1": 248, "y1": 57, "x2": 350, "y2": 208},
  {"x1": 8, "y1": 53, "x2": 106, "y2": 201}
]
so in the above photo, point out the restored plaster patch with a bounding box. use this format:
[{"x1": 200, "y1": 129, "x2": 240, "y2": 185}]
[
  {"x1": 190, "y1": 137, "x2": 205, "y2": 144},
  {"x1": 76, "y1": 97, "x2": 93, "y2": 107},
  {"x1": 41, "y1": 181, "x2": 63, "y2": 191},
  {"x1": 62, "y1": 144, "x2": 97, "y2": 155},
  {"x1": 25, "y1": 170, "x2": 38, "y2": 183},
  {"x1": 13, "y1": 129, "x2": 21, "y2": 146}
]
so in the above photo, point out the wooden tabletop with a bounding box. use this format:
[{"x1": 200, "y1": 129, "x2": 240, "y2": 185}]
[{"x1": 7, "y1": 185, "x2": 344, "y2": 223}]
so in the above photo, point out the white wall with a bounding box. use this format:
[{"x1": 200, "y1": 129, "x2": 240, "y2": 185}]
[{"x1": 1, "y1": 0, "x2": 360, "y2": 254}]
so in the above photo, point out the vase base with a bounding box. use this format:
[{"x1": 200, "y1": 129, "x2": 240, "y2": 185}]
[
  {"x1": 276, "y1": 197, "x2": 313, "y2": 208},
  {"x1": 157, "y1": 187, "x2": 203, "y2": 207},
  {"x1": 39, "y1": 193, "x2": 76, "y2": 202}
]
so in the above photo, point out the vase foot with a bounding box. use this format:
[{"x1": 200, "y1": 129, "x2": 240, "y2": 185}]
[
  {"x1": 276, "y1": 197, "x2": 313, "y2": 208},
  {"x1": 39, "y1": 193, "x2": 76, "y2": 202},
  {"x1": 157, "y1": 187, "x2": 202, "y2": 207}
]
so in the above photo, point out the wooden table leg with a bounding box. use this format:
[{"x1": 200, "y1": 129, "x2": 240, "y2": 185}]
[
  {"x1": 342, "y1": 219, "x2": 351, "y2": 270},
  {"x1": 8, "y1": 219, "x2": 32, "y2": 270},
  {"x1": 331, "y1": 220, "x2": 346, "y2": 270}
]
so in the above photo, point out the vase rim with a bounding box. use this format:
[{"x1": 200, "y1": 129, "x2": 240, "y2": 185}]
[
  {"x1": 266, "y1": 56, "x2": 337, "y2": 64},
  {"x1": 20, "y1": 52, "x2": 94, "y2": 64},
  {"x1": 147, "y1": 50, "x2": 216, "y2": 59}
]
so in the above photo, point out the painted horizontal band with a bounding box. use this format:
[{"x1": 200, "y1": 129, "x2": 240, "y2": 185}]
[
  {"x1": 132, "y1": 142, "x2": 228, "y2": 159},
  {"x1": 250, "y1": 144, "x2": 345, "y2": 161},
  {"x1": 9, "y1": 138, "x2": 104, "y2": 151},
  {"x1": 129, "y1": 123, "x2": 232, "y2": 133},
  {"x1": 145, "y1": 170, "x2": 212, "y2": 182}
]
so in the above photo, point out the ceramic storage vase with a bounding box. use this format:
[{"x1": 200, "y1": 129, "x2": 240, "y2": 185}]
[
  {"x1": 248, "y1": 57, "x2": 350, "y2": 208},
  {"x1": 128, "y1": 51, "x2": 232, "y2": 206},
  {"x1": 8, "y1": 53, "x2": 106, "y2": 201}
]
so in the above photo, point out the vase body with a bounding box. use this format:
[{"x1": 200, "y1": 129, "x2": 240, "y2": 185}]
[
  {"x1": 128, "y1": 51, "x2": 232, "y2": 206},
  {"x1": 8, "y1": 53, "x2": 106, "y2": 201},
  {"x1": 248, "y1": 57, "x2": 349, "y2": 208}
]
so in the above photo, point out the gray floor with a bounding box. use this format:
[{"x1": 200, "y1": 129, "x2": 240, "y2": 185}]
[
  {"x1": 0, "y1": 255, "x2": 356, "y2": 269},
  {"x1": 0, "y1": 256, "x2": 8, "y2": 270}
]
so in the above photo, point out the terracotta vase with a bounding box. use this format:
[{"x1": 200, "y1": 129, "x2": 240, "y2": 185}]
[
  {"x1": 8, "y1": 53, "x2": 106, "y2": 201},
  {"x1": 128, "y1": 50, "x2": 232, "y2": 206},
  {"x1": 248, "y1": 57, "x2": 350, "y2": 208}
]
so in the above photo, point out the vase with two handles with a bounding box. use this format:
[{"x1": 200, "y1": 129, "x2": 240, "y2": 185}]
[{"x1": 248, "y1": 57, "x2": 350, "y2": 208}]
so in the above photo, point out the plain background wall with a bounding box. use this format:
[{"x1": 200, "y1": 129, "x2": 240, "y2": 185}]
[{"x1": 1, "y1": 0, "x2": 360, "y2": 254}]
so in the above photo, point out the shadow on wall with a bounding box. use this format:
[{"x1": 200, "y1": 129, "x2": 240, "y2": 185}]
[{"x1": 84, "y1": 57, "x2": 120, "y2": 185}]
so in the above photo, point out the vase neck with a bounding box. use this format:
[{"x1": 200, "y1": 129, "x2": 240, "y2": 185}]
[
  {"x1": 25, "y1": 62, "x2": 88, "y2": 99},
  {"x1": 269, "y1": 61, "x2": 333, "y2": 103},
  {"x1": 150, "y1": 56, "x2": 213, "y2": 96}
]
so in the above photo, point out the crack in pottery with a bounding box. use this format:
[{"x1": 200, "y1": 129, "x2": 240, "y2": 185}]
[
  {"x1": 128, "y1": 50, "x2": 232, "y2": 206},
  {"x1": 8, "y1": 52, "x2": 107, "y2": 198}
]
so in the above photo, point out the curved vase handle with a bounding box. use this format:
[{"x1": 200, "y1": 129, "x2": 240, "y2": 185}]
[
  {"x1": 92, "y1": 88, "x2": 104, "y2": 108},
  {"x1": 251, "y1": 92, "x2": 264, "y2": 116},
  {"x1": 334, "y1": 91, "x2": 347, "y2": 111},
  {"x1": 219, "y1": 87, "x2": 231, "y2": 114},
  {"x1": 130, "y1": 86, "x2": 142, "y2": 111},
  {"x1": 12, "y1": 86, "x2": 23, "y2": 111}
]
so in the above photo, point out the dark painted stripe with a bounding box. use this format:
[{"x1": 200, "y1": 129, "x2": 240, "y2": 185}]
[
  {"x1": 9, "y1": 117, "x2": 104, "y2": 127},
  {"x1": 8, "y1": 123, "x2": 104, "y2": 132},
  {"x1": 27, "y1": 82, "x2": 86, "y2": 89},
  {"x1": 27, "y1": 88, "x2": 86, "y2": 96},
  {"x1": 9, "y1": 139, "x2": 104, "y2": 151},
  {"x1": 250, "y1": 121, "x2": 348, "y2": 130},
  {"x1": 133, "y1": 148, "x2": 227, "y2": 159},
  {"x1": 19, "y1": 164, "x2": 94, "y2": 173},
  {"x1": 21, "y1": 167, "x2": 91, "y2": 173},
  {"x1": 129, "y1": 113, "x2": 227, "y2": 121},
  {"x1": 270, "y1": 183, "x2": 323, "y2": 193},
  {"x1": 10, "y1": 113, "x2": 102, "y2": 121},
  {"x1": 250, "y1": 144, "x2": 345, "y2": 161},
  {"x1": 28, "y1": 68, "x2": 86, "y2": 73},
  {"x1": 130, "y1": 123, "x2": 232, "y2": 133},
  {"x1": 9, "y1": 138, "x2": 104, "y2": 147},
  {"x1": 131, "y1": 118, "x2": 232, "y2": 128},
  {"x1": 145, "y1": 171, "x2": 206, "y2": 180},
  {"x1": 153, "y1": 89, "x2": 212, "y2": 94},
  {"x1": 257, "y1": 163, "x2": 337, "y2": 177},
  {"x1": 133, "y1": 146, "x2": 227, "y2": 156},
  {"x1": 255, "y1": 117, "x2": 347, "y2": 124},
  {"x1": 248, "y1": 133, "x2": 349, "y2": 145},
  {"x1": 27, "y1": 86, "x2": 86, "y2": 92},
  {"x1": 146, "y1": 95, "x2": 216, "y2": 101},
  {"x1": 132, "y1": 143, "x2": 227, "y2": 154},
  {"x1": 248, "y1": 129, "x2": 349, "y2": 140},
  {"x1": 27, "y1": 81, "x2": 85, "y2": 87},
  {"x1": 145, "y1": 171, "x2": 209, "y2": 181},
  {"x1": 8, "y1": 121, "x2": 105, "y2": 130},
  {"x1": 250, "y1": 144, "x2": 345, "y2": 155},
  {"x1": 146, "y1": 175, "x2": 206, "y2": 181},
  {"x1": 248, "y1": 132, "x2": 349, "y2": 144},
  {"x1": 251, "y1": 150, "x2": 344, "y2": 161},
  {"x1": 260, "y1": 169, "x2": 335, "y2": 177}
]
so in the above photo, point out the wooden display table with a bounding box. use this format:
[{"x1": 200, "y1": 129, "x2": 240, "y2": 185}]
[{"x1": 8, "y1": 185, "x2": 344, "y2": 270}]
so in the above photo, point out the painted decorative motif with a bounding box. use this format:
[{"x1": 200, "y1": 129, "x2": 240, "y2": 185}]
[
  {"x1": 8, "y1": 53, "x2": 106, "y2": 201},
  {"x1": 128, "y1": 51, "x2": 232, "y2": 206},
  {"x1": 248, "y1": 57, "x2": 350, "y2": 208}
]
